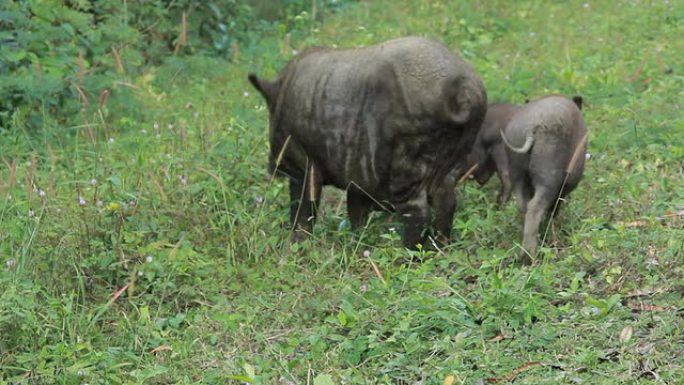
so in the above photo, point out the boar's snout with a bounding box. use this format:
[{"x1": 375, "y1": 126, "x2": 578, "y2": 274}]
[
  {"x1": 467, "y1": 147, "x2": 494, "y2": 185},
  {"x1": 473, "y1": 164, "x2": 495, "y2": 185}
]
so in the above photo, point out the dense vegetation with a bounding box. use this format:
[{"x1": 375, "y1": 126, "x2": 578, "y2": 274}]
[{"x1": 1, "y1": 0, "x2": 682, "y2": 384}]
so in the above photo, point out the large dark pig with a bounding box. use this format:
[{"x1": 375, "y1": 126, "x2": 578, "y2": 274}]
[
  {"x1": 248, "y1": 37, "x2": 487, "y2": 248},
  {"x1": 500, "y1": 95, "x2": 587, "y2": 262},
  {"x1": 467, "y1": 102, "x2": 522, "y2": 206}
]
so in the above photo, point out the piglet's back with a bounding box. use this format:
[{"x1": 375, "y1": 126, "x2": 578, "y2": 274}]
[{"x1": 506, "y1": 96, "x2": 586, "y2": 144}]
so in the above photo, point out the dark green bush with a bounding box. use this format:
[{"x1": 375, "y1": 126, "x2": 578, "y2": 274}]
[{"x1": 0, "y1": 0, "x2": 350, "y2": 131}]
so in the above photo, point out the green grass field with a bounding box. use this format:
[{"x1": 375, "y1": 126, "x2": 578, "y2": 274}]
[{"x1": 1, "y1": 1, "x2": 683, "y2": 384}]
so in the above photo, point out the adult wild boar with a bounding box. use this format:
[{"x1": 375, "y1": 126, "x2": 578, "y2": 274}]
[
  {"x1": 248, "y1": 37, "x2": 487, "y2": 248},
  {"x1": 500, "y1": 95, "x2": 587, "y2": 262},
  {"x1": 467, "y1": 102, "x2": 522, "y2": 206}
]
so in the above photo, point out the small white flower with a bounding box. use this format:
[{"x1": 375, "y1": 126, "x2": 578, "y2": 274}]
[
  {"x1": 78, "y1": 196, "x2": 86, "y2": 206},
  {"x1": 141, "y1": 128, "x2": 148, "y2": 134},
  {"x1": 145, "y1": 255, "x2": 153, "y2": 263},
  {"x1": 55, "y1": 207, "x2": 62, "y2": 214},
  {"x1": 255, "y1": 196, "x2": 264, "y2": 205},
  {"x1": 529, "y1": 32, "x2": 536, "y2": 37},
  {"x1": 5, "y1": 259, "x2": 16, "y2": 268},
  {"x1": 108, "y1": 138, "x2": 115, "y2": 144},
  {"x1": 583, "y1": 3, "x2": 589, "y2": 8},
  {"x1": 360, "y1": 283, "x2": 368, "y2": 293},
  {"x1": 96, "y1": 200, "x2": 103, "y2": 207},
  {"x1": 28, "y1": 209, "x2": 35, "y2": 217},
  {"x1": 91, "y1": 178, "x2": 97, "y2": 186},
  {"x1": 243, "y1": 91, "x2": 250, "y2": 97},
  {"x1": 39, "y1": 189, "x2": 46, "y2": 198},
  {"x1": 193, "y1": 112, "x2": 200, "y2": 118},
  {"x1": 153, "y1": 123, "x2": 160, "y2": 130},
  {"x1": 167, "y1": 123, "x2": 174, "y2": 130},
  {"x1": 389, "y1": 227, "x2": 396, "y2": 233},
  {"x1": 138, "y1": 271, "x2": 144, "y2": 276},
  {"x1": 362, "y1": 249, "x2": 371, "y2": 258},
  {"x1": 585, "y1": 153, "x2": 592, "y2": 160}
]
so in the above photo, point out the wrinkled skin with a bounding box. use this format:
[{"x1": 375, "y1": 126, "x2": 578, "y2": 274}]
[
  {"x1": 248, "y1": 37, "x2": 487, "y2": 248},
  {"x1": 500, "y1": 95, "x2": 587, "y2": 262},
  {"x1": 467, "y1": 102, "x2": 521, "y2": 206}
]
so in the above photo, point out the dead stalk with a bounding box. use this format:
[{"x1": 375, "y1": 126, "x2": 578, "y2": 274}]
[
  {"x1": 231, "y1": 41, "x2": 239, "y2": 62},
  {"x1": 458, "y1": 163, "x2": 479, "y2": 185},
  {"x1": 282, "y1": 33, "x2": 291, "y2": 56},
  {"x1": 566, "y1": 133, "x2": 588, "y2": 173},
  {"x1": 3, "y1": 158, "x2": 18, "y2": 191},
  {"x1": 74, "y1": 84, "x2": 90, "y2": 110},
  {"x1": 174, "y1": 12, "x2": 188, "y2": 54},
  {"x1": 367, "y1": 255, "x2": 387, "y2": 286},
  {"x1": 111, "y1": 47, "x2": 125, "y2": 74},
  {"x1": 539, "y1": 132, "x2": 589, "y2": 256}
]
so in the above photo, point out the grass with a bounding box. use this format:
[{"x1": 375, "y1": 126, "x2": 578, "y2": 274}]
[{"x1": 1, "y1": 0, "x2": 683, "y2": 384}]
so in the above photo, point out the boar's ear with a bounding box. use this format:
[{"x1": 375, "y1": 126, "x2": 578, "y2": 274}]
[
  {"x1": 572, "y1": 95, "x2": 583, "y2": 110},
  {"x1": 248, "y1": 73, "x2": 278, "y2": 104}
]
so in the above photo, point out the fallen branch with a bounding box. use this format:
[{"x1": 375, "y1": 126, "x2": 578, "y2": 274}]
[
  {"x1": 485, "y1": 361, "x2": 542, "y2": 383},
  {"x1": 626, "y1": 302, "x2": 677, "y2": 312}
]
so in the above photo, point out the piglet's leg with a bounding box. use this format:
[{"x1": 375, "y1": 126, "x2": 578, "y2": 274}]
[
  {"x1": 493, "y1": 146, "x2": 512, "y2": 206},
  {"x1": 519, "y1": 186, "x2": 554, "y2": 263},
  {"x1": 513, "y1": 181, "x2": 533, "y2": 215}
]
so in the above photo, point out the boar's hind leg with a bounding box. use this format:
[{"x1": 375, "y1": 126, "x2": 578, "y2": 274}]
[
  {"x1": 347, "y1": 186, "x2": 374, "y2": 230},
  {"x1": 519, "y1": 186, "x2": 555, "y2": 264},
  {"x1": 288, "y1": 167, "x2": 322, "y2": 241},
  {"x1": 396, "y1": 190, "x2": 430, "y2": 250}
]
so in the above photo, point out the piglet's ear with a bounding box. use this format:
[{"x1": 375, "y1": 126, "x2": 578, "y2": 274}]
[
  {"x1": 572, "y1": 95, "x2": 583, "y2": 110},
  {"x1": 248, "y1": 73, "x2": 278, "y2": 105}
]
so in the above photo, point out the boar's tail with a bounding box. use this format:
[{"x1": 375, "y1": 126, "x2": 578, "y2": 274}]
[
  {"x1": 444, "y1": 75, "x2": 487, "y2": 126},
  {"x1": 500, "y1": 129, "x2": 534, "y2": 154}
]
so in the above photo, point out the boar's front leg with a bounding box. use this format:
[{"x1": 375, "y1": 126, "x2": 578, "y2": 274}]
[
  {"x1": 429, "y1": 173, "x2": 457, "y2": 246},
  {"x1": 288, "y1": 163, "x2": 322, "y2": 242},
  {"x1": 396, "y1": 190, "x2": 430, "y2": 250},
  {"x1": 519, "y1": 185, "x2": 554, "y2": 263},
  {"x1": 347, "y1": 185, "x2": 373, "y2": 230}
]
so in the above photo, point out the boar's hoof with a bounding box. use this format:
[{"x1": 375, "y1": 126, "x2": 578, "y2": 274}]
[
  {"x1": 517, "y1": 250, "x2": 534, "y2": 265},
  {"x1": 291, "y1": 228, "x2": 312, "y2": 243}
]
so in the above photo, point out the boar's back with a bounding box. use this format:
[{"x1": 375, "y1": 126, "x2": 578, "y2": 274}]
[{"x1": 267, "y1": 37, "x2": 485, "y2": 202}]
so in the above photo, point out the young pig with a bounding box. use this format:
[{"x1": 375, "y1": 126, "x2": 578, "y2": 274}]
[
  {"x1": 500, "y1": 95, "x2": 587, "y2": 262},
  {"x1": 467, "y1": 102, "x2": 522, "y2": 206}
]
